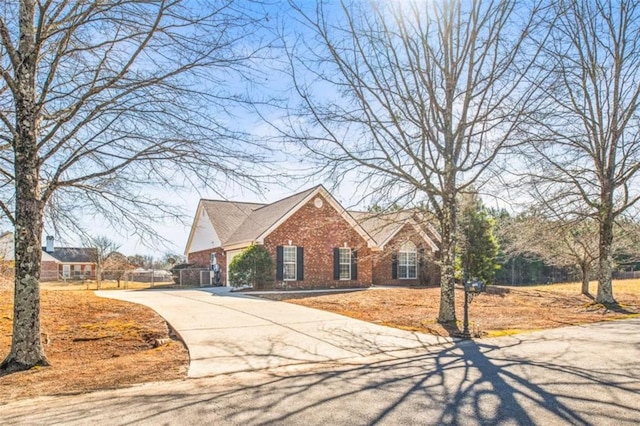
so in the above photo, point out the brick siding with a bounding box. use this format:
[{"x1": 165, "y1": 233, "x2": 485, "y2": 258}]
[
  {"x1": 188, "y1": 247, "x2": 226, "y2": 285},
  {"x1": 41, "y1": 261, "x2": 59, "y2": 281},
  {"x1": 263, "y1": 195, "x2": 373, "y2": 289},
  {"x1": 372, "y1": 223, "x2": 441, "y2": 286}
]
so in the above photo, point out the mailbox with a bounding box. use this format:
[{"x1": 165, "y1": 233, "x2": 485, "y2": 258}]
[{"x1": 464, "y1": 279, "x2": 486, "y2": 293}]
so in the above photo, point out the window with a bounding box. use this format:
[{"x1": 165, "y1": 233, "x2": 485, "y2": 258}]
[
  {"x1": 339, "y1": 247, "x2": 351, "y2": 280},
  {"x1": 334, "y1": 247, "x2": 356, "y2": 281},
  {"x1": 277, "y1": 246, "x2": 303, "y2": 281},
  {"x1": 399, "y1": 242, "x2": 417, "y2": 279},
  {"x1": 283, "y1": 246, "x2": 297, "y2": 281}
]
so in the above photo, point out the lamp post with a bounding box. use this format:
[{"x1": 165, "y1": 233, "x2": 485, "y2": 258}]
[
  {"x1": 462, "y1": 284, "x2": 471, "y2": 339},
  {"x1": 462, "y1": 246, "x2": 471, "y2": 339},
  {"x1": 461, "y1": 279, "x2": 485, "y2": 339}
]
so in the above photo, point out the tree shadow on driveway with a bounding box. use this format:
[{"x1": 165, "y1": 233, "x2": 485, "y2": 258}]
[{"x1": 3, "y1": 320, "x2": 640, "y2": 425}]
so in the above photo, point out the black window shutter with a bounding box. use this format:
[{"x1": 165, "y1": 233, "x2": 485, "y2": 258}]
[
  {"x1": 391, "y1": 254, "x2": 398, "y2": 279},
  {"x1": 297, "y1": 247, "x2": 304, "y2": 281},
  {"x1": 276, "y1": 246, "x2": 284, "y2": 280},
  {"x1": 333, "y1": 247, "x2": 340, "y2": 280},
  {"x1": 418, "y1": 248, "x2": 425, "y2": 274},
  {"x1": 351, "y1": 249, "x2": 358, "y2": 280}
]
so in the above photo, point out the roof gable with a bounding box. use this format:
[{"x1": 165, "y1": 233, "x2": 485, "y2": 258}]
[
  {"x1": 253, "y1": 186, "x2": 377, "y2": 248},
  {"x1": 203, "y1": 200, "x2": 264, "y2": 244},
  {"x1": 184, "y1": 199, "x2": 264, "y2": 254},
  {"x1": 350, "y1": 210, "x2": 439, "y2": 251},
  {"x1": 224, "y1": 186, "x2": 320, "y2": 247},
  {"x1": 191, "y1": 185, "x2": 377, "y2": 251},
  {"x1": 350, "y1": 210, "x2": 414, "y2": 246}
]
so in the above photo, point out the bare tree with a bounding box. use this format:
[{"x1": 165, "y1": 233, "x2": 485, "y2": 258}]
[
  {"x1": 501, "y1": 214, "x2": 599, "y2": 294},
  {"x1": 85, "y1": 235, "x2": 120, "y2": 289},
  {"x1": 501, "y1": 213, "x2": 640, "y2": 295},
  {"x1": 277, "y1": 0, "x2": 543, "y2": 322},
  {"x1": 522, "y1": 0, "x2": 640, "y2": 305},
  {"x1": 0, "y1": 1, "x2": 269, "y2": 372},
  {"x1": 161, "y1": 252, "x2": 186, "y2": 269},
  {"x1": 103, "y1": 251, "x2": 135, "y2": 288},
  {"x1": 127, "y1": 254, "x2": 154, "y2": 269}
]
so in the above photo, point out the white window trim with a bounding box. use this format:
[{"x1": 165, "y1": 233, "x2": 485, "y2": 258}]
[
  {"x1": 283, "y1": 245, "x2": 297, "y2": 281},
  {"x1": 399, "y1": 243, "x2": 417, "y2": 280},
  {"x1": 339, "y1": 247, "x2": 351, "y2": 281}
]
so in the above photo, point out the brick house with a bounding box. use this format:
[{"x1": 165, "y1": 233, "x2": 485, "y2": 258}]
[
  {"x1": 352, "y1": 211, "x2": 441, "y2": 286},
  {"x1": 184, "y1": 185, "x2": 440, "y2": 289},
  {"x1": 0, "y1": 233, "x2": 97, "y2": 281},
  {"x1": 41, "y1": 236, "x2": 97, "y2": 281}
]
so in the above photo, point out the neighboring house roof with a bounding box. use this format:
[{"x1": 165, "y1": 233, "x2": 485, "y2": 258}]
[
  {"x1": 350, "y1": 210, "x2": 440, "y2": 251},
  {"x1": 186, "y1": 185, "x2": 378, "y2": 253},
  {"x1": 42, "y1": 247, "x2": 98, "y2": 263},
  {"x1": 0, "y1": 231, "x2": 98, "y2": 263},
  {"x1": 41, "y1": 251, "x2": 59, "y2": 263}
]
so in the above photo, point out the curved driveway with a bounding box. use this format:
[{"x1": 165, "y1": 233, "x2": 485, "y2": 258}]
[
  {"x1": 97, "y1": 288, "x2": 451, "y2": 378},
  {"x1": 3, "y1": 315, "x2": 639, "y2": 424}
]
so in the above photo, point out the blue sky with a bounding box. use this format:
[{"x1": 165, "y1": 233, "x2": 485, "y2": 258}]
[{"x1": 49, "y1": 0, "x2": 520, "y2": 257}]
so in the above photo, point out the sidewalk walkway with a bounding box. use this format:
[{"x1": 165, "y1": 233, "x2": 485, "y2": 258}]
[{"x1": 97, "y1": 288, "x2": 452, "y2": 378}]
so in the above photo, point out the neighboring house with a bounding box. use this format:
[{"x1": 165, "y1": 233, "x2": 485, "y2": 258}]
[
  {"x1": 41, "y1": 236, "x2": 97, "y2": 281},
  {"x1": 0, "y1": 233, "x2": 97, "y2": 280},
  {"x1": 185, "y1": 185, "x2": 441, "y2": 289},
  {"x1": 0, "y1": 231, "x2": 14, "y2": 262},
  {"x1": 0, "y1": 231, "x2": 15, "y2": 275}
]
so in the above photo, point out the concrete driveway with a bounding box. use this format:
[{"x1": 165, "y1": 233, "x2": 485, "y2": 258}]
[
  {"x1": 3, "y1": 318, "x2": 639, "y2": 425},
  {"x1": 97, "y1": 288, "x2": 451, "y2": 378}
]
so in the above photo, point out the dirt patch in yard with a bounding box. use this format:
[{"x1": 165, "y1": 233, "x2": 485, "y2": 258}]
[
  {"x1": 0, "y1": 288, "x2": 188, "y2": 403},
  {"x1": 260, "y1": 280, "x2": 640, "y2": 338}
]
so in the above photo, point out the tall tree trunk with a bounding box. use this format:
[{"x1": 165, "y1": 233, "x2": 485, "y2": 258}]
[
  {"x1": 0, "y1": 0, "x2": 49, "y2": 372},
  {"x1": 580, "y1": 262, "x2": 590, "y2": 296},
  {"x1": 2, "y1": 195, "x2": 48, "y2": 372},
  {"x1": 596, "y1": 210, "x2": 615, "y2": 304},
  {"x1": 596, "y1": 181, "x2": 616, "y2": 304},
  {"x1": 438, "y1": 192, "x2": 457, "y2": 324},
  {"x1": 96, "y1": 262, "x2": 102, "y2": 290}
]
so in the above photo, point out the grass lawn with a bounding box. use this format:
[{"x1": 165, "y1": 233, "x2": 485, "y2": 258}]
[
  {"x1": 0, "y1": 286, "x2": 188, "y2": 403},
  {"x1": 260, "y1": 280, "x2": 640, "y2": 338},
  {"x1": 40, "y1": 279, "x2": 176, "y2": 291}
]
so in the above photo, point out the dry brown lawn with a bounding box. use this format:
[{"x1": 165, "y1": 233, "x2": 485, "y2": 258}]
[
  {"x1": 261, "y1": 280, "x2": 640, "y2": 338},
  {"x1": 0, "y1": 287, "x2": 188, "y2": 403},
  {"x1": 40, "y1": 279, "x2": 176, "y2": 291}
]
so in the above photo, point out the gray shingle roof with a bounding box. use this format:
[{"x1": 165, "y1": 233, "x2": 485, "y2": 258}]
[
  {"x1": 199, "y1": 186, "x2": 319, "y2": 247},
  {"x1": 201, "y1": 200, "x2": 265, "y2": 245},
  {"x1": 349, "y1": 210, "x2": 415, "y2": 246},
  {"x1": 223, "y1": 186, "x2": 318, "y2": 246},
  {"x1": 196, "y1": 186, "x2": 438, "y2": 251},
  {"x1": 42, "y1": 247, "x2": 98, "y2": 263}
]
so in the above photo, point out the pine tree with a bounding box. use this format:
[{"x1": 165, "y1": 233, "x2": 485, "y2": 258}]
[{"x1": 458, "y1": 193, "x2": 500, "y2": 284}]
